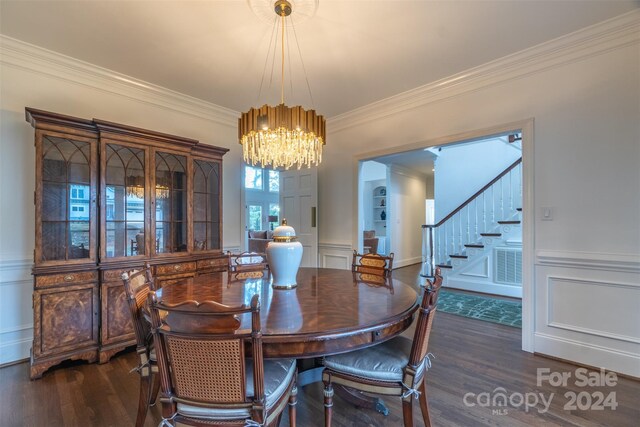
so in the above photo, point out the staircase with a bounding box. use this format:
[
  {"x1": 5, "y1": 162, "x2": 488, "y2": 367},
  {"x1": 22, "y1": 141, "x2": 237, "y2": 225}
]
[{"x1": 422, "y1": 158, "x2": 523, "y2": 297}]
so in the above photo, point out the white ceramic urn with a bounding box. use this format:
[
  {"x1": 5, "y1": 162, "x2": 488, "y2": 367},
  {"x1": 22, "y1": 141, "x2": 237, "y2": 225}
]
[{"x1": 266, "y1": 219, "x2": 303, "y2": 289}]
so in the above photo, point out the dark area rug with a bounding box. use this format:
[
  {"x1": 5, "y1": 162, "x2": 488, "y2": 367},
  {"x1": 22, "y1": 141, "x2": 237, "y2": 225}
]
[{"x1": 437, "y1": 289, "x2": 522, "y2": 328}]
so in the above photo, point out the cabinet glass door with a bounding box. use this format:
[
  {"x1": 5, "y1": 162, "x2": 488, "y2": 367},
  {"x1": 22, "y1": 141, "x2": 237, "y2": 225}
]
[
  {"x1": 155, "y1": 151, "x2": 187, "y2": 253},
  {"x1": 193, "y1": 159, "x2": 220, "y2": 251},
  {"x1": 40, "y1": 135, "x2": 93, "y2": 262},
  {"x1": 104, "y1": 144, "x2": 146, "y2": 257}
]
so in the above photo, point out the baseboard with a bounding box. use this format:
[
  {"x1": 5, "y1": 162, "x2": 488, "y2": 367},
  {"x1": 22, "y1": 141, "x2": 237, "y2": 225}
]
[
  {"x1": 446, "y1": 278, "x2": 522, "y2": 298},
  {"x1": 534, "y1": 332, "x2": 640, "y2": 378},
  {"x1": 393, "y1": 257, "x2": 422, "y2": 269},
  {"x1": 0, "y1": 337, "x2": 32, "y2": 366}
]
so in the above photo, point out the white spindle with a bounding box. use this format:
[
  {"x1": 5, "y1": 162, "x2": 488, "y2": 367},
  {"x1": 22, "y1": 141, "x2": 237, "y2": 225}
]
[
  {"x1": 474, "y1": 199, "x2": 478, "y2": 240},
  {"x1": 466, "y1": 205, "x2": 470, "y2": 247},
  {"x1": 500, "y1": 176, "x2": 505, "y2": 220}
]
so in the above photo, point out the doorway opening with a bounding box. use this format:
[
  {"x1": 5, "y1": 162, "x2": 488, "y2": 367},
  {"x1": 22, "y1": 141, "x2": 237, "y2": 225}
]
[
  {"x1": 355, "y1": 120, "x2": 533, "y2": 351},
  {"x1": 243, "y1": 165, "x2": 280, "y2": 250}
]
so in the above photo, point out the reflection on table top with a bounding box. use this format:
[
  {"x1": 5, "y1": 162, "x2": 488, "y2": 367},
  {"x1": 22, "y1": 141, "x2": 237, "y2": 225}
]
[{"x1": 156, "y1": 268, "x2": 419, "y2": 358}]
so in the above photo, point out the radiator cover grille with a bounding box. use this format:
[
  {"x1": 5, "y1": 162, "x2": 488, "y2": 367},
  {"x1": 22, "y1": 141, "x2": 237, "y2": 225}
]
[{"x1": 495, "y1": 248, "x2": 522, "y2": 285}]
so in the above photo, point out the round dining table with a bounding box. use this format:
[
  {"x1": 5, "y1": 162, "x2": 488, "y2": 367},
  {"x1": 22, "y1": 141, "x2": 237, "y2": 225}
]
[{"x1": 155, "y1": 267, "x2": 419, "y2": 360}]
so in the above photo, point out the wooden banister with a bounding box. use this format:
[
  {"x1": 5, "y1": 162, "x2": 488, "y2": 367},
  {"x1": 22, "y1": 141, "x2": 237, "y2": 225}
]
[{"x1": 427, "y1": 157, "x2": 522, "y2": 228}]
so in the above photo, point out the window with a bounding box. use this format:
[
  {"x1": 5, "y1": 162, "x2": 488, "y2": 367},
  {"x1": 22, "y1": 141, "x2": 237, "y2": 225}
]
[
  {"x1": 71, "y1": 206, "x2": 85, "y2": 212},
  {"x1": 71, "y1": 188, "x2": 85, "y2": 199},
  {"x1": 268, "y1": 170, "x2": 279, "y2": 192},
  {"x1": 244, "y1": 166, "x2": 279, "y2": 237},
  {"x1": 245, "y1": 166, "x2": 263, "y2": 189}
]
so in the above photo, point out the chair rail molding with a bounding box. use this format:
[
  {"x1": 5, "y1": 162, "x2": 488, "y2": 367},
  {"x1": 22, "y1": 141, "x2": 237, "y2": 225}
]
[
  {"x1": 536, "y1": 250, "x2": 640, "y2": 272},
  {"x1": 0, "y1": 35, "x2": 239, "y2": 127},
  {"x1": 328, "y1": 10, "x2": 640, "y2": 132}
]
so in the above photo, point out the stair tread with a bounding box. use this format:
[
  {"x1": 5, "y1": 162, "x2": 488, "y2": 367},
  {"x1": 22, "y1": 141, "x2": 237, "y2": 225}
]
[
  {"x1": 464, "y1": 244, "x2": 484, "y2": 248},
  {"x1": 480, "y1": 232, "x2": 502, "y2": 236},
  {"x1": 449, "y1": 254, "x2": 468, "y2": 259},
  {"x1": 497, "y1": 220, "x2": 521, "y2": 224}
]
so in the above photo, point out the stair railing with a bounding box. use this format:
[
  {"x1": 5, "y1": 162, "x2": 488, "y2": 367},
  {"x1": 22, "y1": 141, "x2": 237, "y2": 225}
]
[{"x1": 421, "y1": 158, "x2": 522, "y2": 278}]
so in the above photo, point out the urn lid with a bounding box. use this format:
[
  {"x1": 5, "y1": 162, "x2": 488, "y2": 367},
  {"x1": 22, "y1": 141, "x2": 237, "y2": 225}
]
[{"x1": 273, "y1": 219, "x2": 297, "y2": 242}]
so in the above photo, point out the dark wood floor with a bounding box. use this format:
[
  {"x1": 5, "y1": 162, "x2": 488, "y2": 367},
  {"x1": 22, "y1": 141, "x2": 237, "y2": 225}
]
[{"x1": 2, "y1": 265, "x2": 638, "y2": 427}]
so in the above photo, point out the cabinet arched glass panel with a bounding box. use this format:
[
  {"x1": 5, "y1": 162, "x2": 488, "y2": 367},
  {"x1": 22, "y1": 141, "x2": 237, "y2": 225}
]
[
  {"x1": 155, "y1": 152, "x2": 187, "y2": 253},
  {"x1": 193, "y1": 159, "x2": 220, "y2": 251},
  {"x1": 104, "y1": 144, "x2": 145, "y2": 257},
  {"x1": 41, "y1": 136, "x2": 92, "y2": 261}
]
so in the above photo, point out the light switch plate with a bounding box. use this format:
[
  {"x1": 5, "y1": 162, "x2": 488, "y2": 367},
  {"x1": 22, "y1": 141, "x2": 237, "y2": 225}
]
[{"x1": 541, "y1": 207, "x2": 553, "y2": 221}]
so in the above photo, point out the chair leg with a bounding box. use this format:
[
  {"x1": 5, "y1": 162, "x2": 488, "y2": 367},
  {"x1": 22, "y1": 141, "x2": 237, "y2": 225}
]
[
  {"x1": 135, "y1": 375, "x2": 151, "y2": 427},
  {"x1": 150, "y1": 373, "x2": 161, "y2": 406},
  {"x1": 402, "y1": 398, "x2": 414, "y2": 427},
  {"x1": 418, "y1": 380, "x2": 432, "y2": 427},
  {"x1": 323, "y1": 382, "x2": 334, "y2": 427},
  {"x1": 288, "y1": 385, "x2": 298, "y2": 427}
]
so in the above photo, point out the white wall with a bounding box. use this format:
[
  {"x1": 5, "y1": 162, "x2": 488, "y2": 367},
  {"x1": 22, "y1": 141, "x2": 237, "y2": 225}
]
[
  {"x1": 434, "y1": 137, "x2": 521, "y2": 221},
  {"x1": 0, "y1": 37, "x2": 242, "y2": 364},
  {"x1": 1, "y1": 13, "x2": 639, "y2": 376},
  {"x1": 388, "y1": 165, "x2": 426, "y2": 268},
  {"x1": 319, "y1": 14, "x2": 640, "y2": 376}
]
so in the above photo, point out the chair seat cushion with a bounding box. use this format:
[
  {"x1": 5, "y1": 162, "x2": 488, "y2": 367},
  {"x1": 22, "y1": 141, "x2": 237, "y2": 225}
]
[
  {"x1": 177, "y1": 358, "x2": 296, "y2": 420},
  {"x1": 323, "y1": 336, "x2": 425, "y2": 382}
]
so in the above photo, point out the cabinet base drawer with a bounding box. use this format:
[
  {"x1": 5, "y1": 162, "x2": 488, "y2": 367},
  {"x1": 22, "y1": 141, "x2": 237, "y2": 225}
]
[
  {"x1": 35, "y1": 271, "x2": 98, "y2": 288},
  {"x1": 156, "y1": 261, "x2": 197, "y2": 276}
]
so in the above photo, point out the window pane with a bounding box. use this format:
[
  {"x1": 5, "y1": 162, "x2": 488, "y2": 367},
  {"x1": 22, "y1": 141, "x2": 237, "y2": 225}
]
[
  {"x1": 245, "y1": 166, "x2": 262, "y2": 189},
  {"x1": 194, "y1": 222, "x2": 207, "y2": 251},
  {"x1": 69, "y1": 222, "x2": 90, "y2": 259},
  {"x1": 268, "y1": 203, "x2": 279, "y2": 229},
  {"x1": 248, "y1": 205, "x2": 262, "y2": 231},
  {"x1": 42, "y1": 222, "x2": 66, "y2": 261},
  {"x1": 42, "y1": 183, "x2": 66, "y2": 221},
  {"x1": 268, "y1": 170, "x2": 279, "y2": 192}
]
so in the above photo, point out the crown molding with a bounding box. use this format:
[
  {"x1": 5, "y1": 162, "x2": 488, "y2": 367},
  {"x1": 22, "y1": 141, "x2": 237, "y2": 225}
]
[
  {"x1": 328, "y1": 10, "x2": 640, "y2": 133},
  {"x1": 0, "y1": 35, "x2": 239, "y2": 127}
]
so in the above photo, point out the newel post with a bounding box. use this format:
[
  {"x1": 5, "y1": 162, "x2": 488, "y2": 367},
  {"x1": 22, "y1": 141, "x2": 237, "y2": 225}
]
[{"x1": 420, "y1": 225, "x2": 436, "y2": 279}]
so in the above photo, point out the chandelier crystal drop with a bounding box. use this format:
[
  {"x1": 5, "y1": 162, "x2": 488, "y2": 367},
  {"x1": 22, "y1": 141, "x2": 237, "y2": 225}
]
[{"x1": 239, "y1": 0, "x2": 326, "y2": 170}]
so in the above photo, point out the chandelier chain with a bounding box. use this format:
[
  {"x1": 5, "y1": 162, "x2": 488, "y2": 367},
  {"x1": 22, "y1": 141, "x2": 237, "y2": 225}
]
[{"x1": 290, "y1": 15, "x2": 316, "y2": 109}]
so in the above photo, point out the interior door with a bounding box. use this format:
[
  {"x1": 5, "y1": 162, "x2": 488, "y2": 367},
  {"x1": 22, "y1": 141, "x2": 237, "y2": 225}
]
[{"x1": 279, "y1": 168, "x2": 318, "y2": 267}]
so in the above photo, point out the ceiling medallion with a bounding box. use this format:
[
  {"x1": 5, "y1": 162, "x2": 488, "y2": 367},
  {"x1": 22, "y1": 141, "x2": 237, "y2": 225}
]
[{"x1": 239, "y1": 0, "x2": 325, "y2": 170}]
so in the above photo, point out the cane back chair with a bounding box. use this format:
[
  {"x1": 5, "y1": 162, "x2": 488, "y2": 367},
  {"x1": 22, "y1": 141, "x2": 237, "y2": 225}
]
[
  {"x1": 351, "y1": 250, "x2": 395, "y2": 277},
  {"x1": 322, "y1": 269, "x2": 443, "y2": 427},
  {"x1": 121, "y1": 263, "x2": 159, "y2": 427},
  {"x1": 148, "y1": 293, "x2": 298, "y2": 426}
]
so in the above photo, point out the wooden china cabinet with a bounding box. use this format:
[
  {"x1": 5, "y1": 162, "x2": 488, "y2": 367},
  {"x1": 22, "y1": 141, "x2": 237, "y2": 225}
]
[{"x1": 27, "y1": 108, "x2": 228, "y2": 379}]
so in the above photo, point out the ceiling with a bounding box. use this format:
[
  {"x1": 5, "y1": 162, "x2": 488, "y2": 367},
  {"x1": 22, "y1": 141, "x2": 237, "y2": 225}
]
[
  {"x1": 373, "y1": 149, "x2": 436, "y2": 179},
  {"x1": 1, "y1": 1, "x2": 637, "y2": 118}
]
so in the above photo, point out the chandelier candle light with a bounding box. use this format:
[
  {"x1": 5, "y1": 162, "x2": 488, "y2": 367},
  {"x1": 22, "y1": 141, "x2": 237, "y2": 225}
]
[{"x1": 239, "y1": 0, "x2": 326, "y2": 170}]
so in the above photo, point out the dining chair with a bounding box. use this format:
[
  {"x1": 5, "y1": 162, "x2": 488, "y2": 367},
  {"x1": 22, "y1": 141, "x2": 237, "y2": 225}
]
[
  {"x1": 228, "y1": 251, "x2": 270, "y2": 281},
  {"x1": 148, "y1": 292, "x2": 298, "y2": 427},
  {"x1": 322, "y1": 269, "x2": 443, "y2": 427},
  {"x1": 121, "y1": 262, "x2": 159, "y2": 427},
  {"x1": 352, "y1": 250, "x2": 395, "y2": 277}
]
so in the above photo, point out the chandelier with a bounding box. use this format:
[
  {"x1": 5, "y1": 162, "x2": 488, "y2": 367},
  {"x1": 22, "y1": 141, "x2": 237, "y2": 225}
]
[
  {"x1": 239, "y1": 0, "x2": 326, "y2": 170},
  {"x1": 126, "y1": 175, "x2": 170, "y2": 199}
]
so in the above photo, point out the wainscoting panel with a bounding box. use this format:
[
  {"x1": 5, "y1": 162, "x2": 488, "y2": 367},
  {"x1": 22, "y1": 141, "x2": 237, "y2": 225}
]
[
  {"x1": 534, "y1": 251, "x2": 640, "y2": 377},
  {"x1": 547, "y1": 277, "x2": 640, "y2": 344},
  {"x1": 318, "y1": 243, "x2": 352, "y2": 270},
  {"x1": 0, "y1": 258, "x2": 33, "y2": 365}
]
